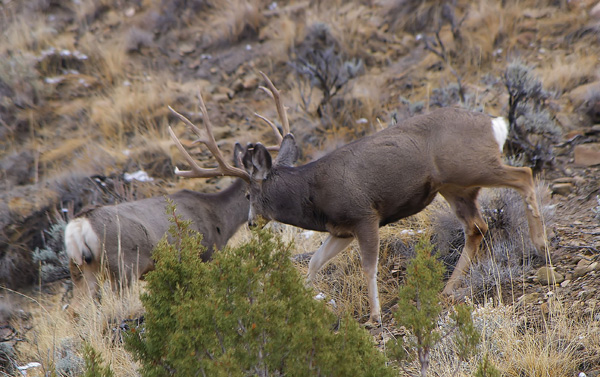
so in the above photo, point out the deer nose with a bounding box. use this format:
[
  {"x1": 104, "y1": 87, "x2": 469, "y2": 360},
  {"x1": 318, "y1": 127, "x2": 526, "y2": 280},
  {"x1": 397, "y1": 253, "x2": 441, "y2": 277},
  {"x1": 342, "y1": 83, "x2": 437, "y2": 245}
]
[{"x1": 248, "y1": 215, "x2": 268, "y2": 229}]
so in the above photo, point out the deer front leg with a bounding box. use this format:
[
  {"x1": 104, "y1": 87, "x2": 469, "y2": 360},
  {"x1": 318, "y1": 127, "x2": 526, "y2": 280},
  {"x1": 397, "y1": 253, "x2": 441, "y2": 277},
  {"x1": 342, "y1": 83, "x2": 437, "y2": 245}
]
[
  {"x1": 307, "y1": 235, "x2": 353, "y2": 283},
  {"x1": 440, "y1": 188, "x2": 488, "y2": 295},
  {"x1": 355, "y1": 222, "x2": 381, "y2": 324}
]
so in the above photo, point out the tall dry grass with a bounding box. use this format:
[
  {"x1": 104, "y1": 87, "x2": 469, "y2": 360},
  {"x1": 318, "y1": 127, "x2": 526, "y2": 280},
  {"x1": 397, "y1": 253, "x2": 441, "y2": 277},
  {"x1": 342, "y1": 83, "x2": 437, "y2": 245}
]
[
  {"x1": 538, "y1": 52, "x2": 598, "y2": 94},
  {"x1": 14, "y1": 279, "x2": 144, "y2": 377}
]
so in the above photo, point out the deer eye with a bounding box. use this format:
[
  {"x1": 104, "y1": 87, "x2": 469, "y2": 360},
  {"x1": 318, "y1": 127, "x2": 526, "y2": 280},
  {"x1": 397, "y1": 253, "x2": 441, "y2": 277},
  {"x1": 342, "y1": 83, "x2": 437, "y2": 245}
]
[{"x1": 245, "y1": 193, "x2": 250, "y2": 200}]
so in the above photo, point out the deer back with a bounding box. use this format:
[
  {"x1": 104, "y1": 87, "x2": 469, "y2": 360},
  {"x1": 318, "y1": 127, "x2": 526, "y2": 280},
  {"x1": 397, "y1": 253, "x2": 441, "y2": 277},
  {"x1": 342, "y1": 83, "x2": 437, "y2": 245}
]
[{"x1": 69, "y1": 178, "x2": 248, "y2": 283}]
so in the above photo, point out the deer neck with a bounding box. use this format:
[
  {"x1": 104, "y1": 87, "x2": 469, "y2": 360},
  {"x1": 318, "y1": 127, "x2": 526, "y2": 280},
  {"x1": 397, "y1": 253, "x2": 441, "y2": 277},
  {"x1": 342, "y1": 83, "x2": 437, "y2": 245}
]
[
  {"x1": 211, "y1": 178, "x2": 249, "y2": 237},
  {"x1": 262, "y1": 166, "x2": 328, "y2": 232}
]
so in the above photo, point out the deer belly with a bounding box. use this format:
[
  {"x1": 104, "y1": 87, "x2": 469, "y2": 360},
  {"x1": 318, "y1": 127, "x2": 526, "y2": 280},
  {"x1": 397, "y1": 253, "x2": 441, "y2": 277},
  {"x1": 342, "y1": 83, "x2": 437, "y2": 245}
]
[{"x1": 377, "y1": 190, "x2": 438, "y2": 227}]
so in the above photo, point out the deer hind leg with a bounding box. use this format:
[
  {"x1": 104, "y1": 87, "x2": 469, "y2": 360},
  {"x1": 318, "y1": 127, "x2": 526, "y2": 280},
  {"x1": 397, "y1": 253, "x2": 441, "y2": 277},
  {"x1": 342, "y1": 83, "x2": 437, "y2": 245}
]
[
  {"x1": 355, "y1": 221, "x2": 382, "y2": 324},
  {"x1": 69, "y1": 258, "x2": 100, "y2": 313},
  {"x1": 481, "y1": 165, "x2": 545, "y2": 251},
  {"x1": 440, "y1": 187, "x2": 489, "y2": 295},
  {"x1": 307, "y1": 235, "x2": 354, "y2": 283}
]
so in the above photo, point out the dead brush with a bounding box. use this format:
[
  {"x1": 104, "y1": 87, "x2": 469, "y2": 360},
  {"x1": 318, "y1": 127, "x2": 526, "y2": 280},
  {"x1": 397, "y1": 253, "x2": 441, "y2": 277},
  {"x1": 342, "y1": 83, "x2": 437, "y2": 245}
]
[
  {"x1": 384, "y1": 0, "x2": 455, "y2": 34},
  {"x1": 289, "y1": 21, "x2": 364, "y2": 120}
]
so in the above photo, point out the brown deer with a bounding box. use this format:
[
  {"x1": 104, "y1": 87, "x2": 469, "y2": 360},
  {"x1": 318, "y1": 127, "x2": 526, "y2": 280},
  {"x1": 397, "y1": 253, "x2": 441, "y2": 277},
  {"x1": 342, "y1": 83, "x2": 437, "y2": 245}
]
[
  {"x1": 170, "y1": 73, "x2": 546, "y2": 324},
  {"x1": 65, "y1": 135, "x2": 251, "y2": 301}
]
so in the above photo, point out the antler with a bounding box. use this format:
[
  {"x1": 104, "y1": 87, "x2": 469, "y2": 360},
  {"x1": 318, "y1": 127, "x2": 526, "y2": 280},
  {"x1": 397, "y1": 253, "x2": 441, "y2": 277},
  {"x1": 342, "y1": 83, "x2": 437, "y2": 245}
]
[
  {"x1": 168, "y1": 91, "x2": 250, "y2": 182},
  {"x1": 254, "y1": 71, "x2": 291, "y2": 151}
]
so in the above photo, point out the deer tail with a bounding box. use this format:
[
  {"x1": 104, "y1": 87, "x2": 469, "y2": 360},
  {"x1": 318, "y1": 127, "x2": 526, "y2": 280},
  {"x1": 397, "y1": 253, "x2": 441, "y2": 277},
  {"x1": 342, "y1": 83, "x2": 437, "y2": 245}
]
[
  {"x1": 491, "y1": 117, "x2": 509, "y2": 153},
  {"x1": 64, "y1": 218, "x2": 100, "y2": 265}
]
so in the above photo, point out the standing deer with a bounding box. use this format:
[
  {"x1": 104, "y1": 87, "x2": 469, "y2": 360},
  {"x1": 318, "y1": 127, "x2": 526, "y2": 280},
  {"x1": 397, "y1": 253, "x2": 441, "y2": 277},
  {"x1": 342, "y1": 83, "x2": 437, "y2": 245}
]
[
  {"x1": 170, "y1": 73, "x2": 546, "y2": 324},
  {"x1": 65, "y1": 136, "x2": 251, "y2": 301}
]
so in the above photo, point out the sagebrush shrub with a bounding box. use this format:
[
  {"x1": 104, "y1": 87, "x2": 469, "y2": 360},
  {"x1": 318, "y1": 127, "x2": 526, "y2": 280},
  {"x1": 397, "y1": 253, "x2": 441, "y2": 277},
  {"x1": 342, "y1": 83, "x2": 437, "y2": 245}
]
[
  {"x1": 503, "y1": 61, "x2": 560, "y2": 172},
  {"x1": 126, "y1": 204, "x2": 395, "y2": 376},
  {"x1": 290, "y1": 22, "x2": 363, "y2": 118}
]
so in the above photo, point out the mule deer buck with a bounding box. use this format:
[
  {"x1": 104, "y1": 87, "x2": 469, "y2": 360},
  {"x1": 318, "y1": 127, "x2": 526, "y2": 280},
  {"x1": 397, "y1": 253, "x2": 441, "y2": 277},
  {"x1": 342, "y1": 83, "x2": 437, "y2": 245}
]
[
  {"x1": 171, "y1": 73, "x2": 546, "y2": 324},
  {"x1": 65, "y1": 131, "x2": 252, "y2": 301}
]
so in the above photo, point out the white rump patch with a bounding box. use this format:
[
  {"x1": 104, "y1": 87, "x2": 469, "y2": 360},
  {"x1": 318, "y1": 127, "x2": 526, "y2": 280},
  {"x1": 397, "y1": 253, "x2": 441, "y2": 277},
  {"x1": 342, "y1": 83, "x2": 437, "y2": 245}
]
[
  {"x1": 64, "y1": 218, "x2": 99, "y2": 265},
  {"x1": 491, "y1": 117, "x2": 509, "y2": 153}
]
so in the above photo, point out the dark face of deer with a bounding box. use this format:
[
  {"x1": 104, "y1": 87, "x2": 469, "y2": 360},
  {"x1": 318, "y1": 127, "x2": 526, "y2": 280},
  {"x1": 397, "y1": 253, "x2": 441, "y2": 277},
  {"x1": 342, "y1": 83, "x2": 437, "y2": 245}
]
[{"x1": 242, "y1": 135, "x2": 299, "y2": 227}]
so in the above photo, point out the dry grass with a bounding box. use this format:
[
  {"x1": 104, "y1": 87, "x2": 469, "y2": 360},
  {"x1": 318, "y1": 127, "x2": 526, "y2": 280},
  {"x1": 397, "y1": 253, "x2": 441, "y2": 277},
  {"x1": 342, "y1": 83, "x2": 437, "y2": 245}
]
[
  {"x1": 88, "y1": 76, "x2": 174, "y2": 146},
  {"x1": 538, "y1": 52, "x2": 598, "y2": 94},
  {"x1": 202, "y1": 0, "x2": 265, "y2": 47},
  {"x1": 487, "y1": 299, "x2": 598, "y2": 376},
  {"x1": 14, "y1": 280, "x2": 144, "y2": 377},
  {"x1": 0, "y1": 13, "x2": 58, "y2": 55},
  {"x1": 10, "y1": 213, "x2": 598, "y2": 376},
  {"x1": 79, "y1": 35, "x2": 129, "y2": 85}
]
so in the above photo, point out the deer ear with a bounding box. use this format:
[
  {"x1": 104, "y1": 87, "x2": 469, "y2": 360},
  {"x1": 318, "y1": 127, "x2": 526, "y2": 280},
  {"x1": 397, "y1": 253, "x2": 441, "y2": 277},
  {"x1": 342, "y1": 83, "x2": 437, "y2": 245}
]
[
  {"x1": 233, "y1": 142, "x2": 246, "y2": 168},
  {"x1": 242, "y1": 143, "x2": 255, "y2": 173},
  {"x1": 274, "y1": 134, "x2": 299, "y2": 167},
  {"x1": 250, "y1": 143, "x2": 272, "y2": 181}
]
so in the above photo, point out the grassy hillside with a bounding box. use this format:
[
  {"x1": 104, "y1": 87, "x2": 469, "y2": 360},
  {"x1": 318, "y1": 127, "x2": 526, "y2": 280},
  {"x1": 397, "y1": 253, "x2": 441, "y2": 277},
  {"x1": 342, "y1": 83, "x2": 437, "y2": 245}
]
[{"x1": 1, "y1": 0, "x2": 600, "y2": 375}]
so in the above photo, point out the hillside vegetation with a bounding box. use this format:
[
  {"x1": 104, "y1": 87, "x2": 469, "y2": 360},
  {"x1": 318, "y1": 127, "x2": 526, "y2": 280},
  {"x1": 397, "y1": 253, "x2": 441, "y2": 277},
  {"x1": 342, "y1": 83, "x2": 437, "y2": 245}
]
[{"x1": 1, "y1": 0, "x2": 600, "y2": 375}]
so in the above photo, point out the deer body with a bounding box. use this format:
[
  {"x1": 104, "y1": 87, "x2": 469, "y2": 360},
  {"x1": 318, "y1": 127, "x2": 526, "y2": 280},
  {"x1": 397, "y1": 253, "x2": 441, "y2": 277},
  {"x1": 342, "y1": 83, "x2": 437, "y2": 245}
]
[
  {"x1": 244, "y1": 107, "x2": 546, "y2": 323},
  {"x1": 254, "y1": 109, "x2": 506, "y2": 232},
  {"x1": 65, "y1": 177, "x2": 248, "y2": 300}
]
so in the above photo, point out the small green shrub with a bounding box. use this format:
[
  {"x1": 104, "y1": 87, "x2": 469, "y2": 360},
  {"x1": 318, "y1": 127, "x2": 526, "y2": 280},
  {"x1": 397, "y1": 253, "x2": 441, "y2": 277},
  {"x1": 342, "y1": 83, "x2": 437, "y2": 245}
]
[
  {"x1": 390, "y1": 236, "x2": 481, "y2": 377},
  {"x1": 125, "y1": 203, "x2": 395, "y2": 376},
  {"x1": 390, "y1": 236, "x2": 445, "y2": 376},
  {"x1": 474, "y1": 353, "x2": 501, "y2": 377},
  {"x1": 83, "y1": 343, "x2": 114, "y2": 377}
]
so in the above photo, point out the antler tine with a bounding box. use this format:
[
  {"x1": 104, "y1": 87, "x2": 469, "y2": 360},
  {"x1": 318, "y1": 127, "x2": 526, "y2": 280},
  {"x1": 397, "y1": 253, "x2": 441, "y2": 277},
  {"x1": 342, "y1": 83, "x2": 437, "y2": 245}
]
[
  {"x1": 254, "y1": 112, "x2": 283, "y2": 145},
  {"x1": 167, "y1": 95, "x2": 250, "y2": 181},
  {"x1": 258, "y1": 71, "x2": 290, "y2": 137}
]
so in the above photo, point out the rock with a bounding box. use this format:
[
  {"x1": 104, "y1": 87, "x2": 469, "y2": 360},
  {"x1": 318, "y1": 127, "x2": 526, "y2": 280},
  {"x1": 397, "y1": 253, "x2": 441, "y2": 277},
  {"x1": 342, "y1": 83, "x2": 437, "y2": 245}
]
[
  {"x1": 519, "y1": 292, "x2": 542, "y2": 305},
  {"x1": 536, "y1": 266, "x2": 564, "y2": 285},
  {"x1": 574, "y1": 259, "x2": 594, "y2": 278},
  {"x1": 215, "y1": 86, "x2": 234, "y2": 98},
  {"x1": 555, "y1": 113, "x2": 580, "y2": 131},
  {"x1": 574, "y1": 143, "x2": 600, "y2": 167},
  {"x1": 231, "y1": 78, "x2": 244, "y2": 92},
  {"x1": 551, "y1": 182, "x2": 574, "y2": 196},
  {"x1": 124, "y1": 7, "x2": 136, "y2": 17},
  {"x1": 242, "y1": 73, "x2": 260, "y2": 90},
  {"x1": 212, "y1": 93, "x2": 230, "y2": 102},
  {"x1": 567, "y1": 81, "x2": 600, "y2": 109},
  {"x1": 179, "y1": 43, "x2": 196, "y2": 55},
  {"x1": 591, "y1": 1, "x2": 600, "y2": 19},
  {"x1": 0, "y1": 151, "x2": 34, "y2": 188}
]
